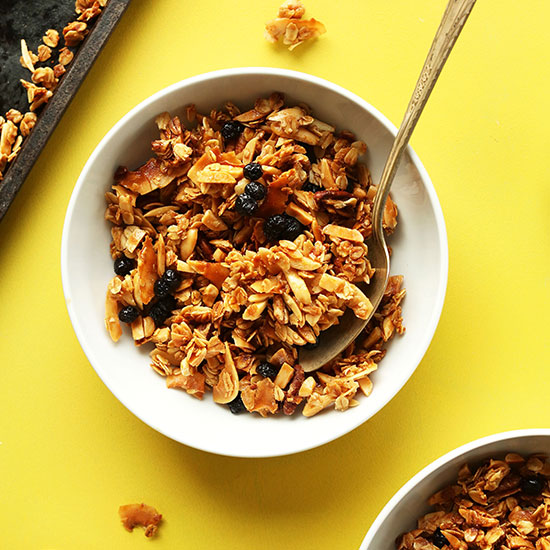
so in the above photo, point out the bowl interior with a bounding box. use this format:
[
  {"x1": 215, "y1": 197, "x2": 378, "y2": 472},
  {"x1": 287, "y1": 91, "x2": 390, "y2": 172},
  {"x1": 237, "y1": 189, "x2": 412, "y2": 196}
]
[
  {"x1": 61, "y1": 68, "x2": 447, "y2": 457},
  {"x1": 360, "y1": 431, "x2": 550, "y2": 549}
]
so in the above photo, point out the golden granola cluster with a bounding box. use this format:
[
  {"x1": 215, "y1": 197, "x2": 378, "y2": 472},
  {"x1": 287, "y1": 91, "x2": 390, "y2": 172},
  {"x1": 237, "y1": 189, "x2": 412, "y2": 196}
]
[
  {"x1": 0, "y1": 0, "x2": 108, "y2": 180},
  {"x1": 397, "y1": 454, "x2": 550, "y2": 550},
  {"x1": 104, "y1": 93, "x2": 405, "y2": 417},
  {"x1": 264, "y1": 0, "x2": 326, "y2": 50}
]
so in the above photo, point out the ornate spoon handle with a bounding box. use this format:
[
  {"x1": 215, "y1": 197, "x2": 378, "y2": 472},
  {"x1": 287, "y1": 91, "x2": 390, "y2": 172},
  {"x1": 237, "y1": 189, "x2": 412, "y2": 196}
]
[{"x1": 372, "y1": 0, "x2": 477, "y2": 237}]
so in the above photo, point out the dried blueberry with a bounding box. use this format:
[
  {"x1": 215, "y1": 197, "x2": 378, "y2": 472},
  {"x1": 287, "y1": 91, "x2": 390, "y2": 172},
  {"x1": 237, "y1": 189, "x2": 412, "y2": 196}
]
[
  {"x1": 521, "y1": 476, "x2": 545, "y2": 496},
  {"x1": 163, "y1": 269, "x2": 182, "y2": 290},
  {"x1": 221, "y1": 120, "x2": 244, "y2": 140},
  {"x1": 245, "y1": 181, "x2": 267, "y2": 201},
  {"x1": 304, "y1": 144, "x2": 317, "y2": 165},
  {"x1": 154, "y1": 278, "x2": 172, "y2": 298},
  {"x1": 257, "y1": 362, "x2": 279, "y2": 379},
  {"x1": 243, "y1": 162, "x2": 263, "y2": 181},
  {"x1": 114, "y1": 256, "x2": 135, "y2": 276},
  {"x1": 302, "y1": 181, "x2": 321, "y2": 193},
  {"x1": 118, "y1": 305, "x2": 139, "y2": 324},
  {"x1": 263, "y1": 213, "x2": 304, "y2": 241},
  {"x1": 346, "y1": 179, "x2": 355, "y2": 193},
  {"x1": 149, "y1": 296, "x2": 177, "y2": 326},
  {"x1": 154, "y1": 269, "x2": 182, "y2": 297},
  {"x1": 432, "y1": 528, "x2": 448, "y2": 548},
  {"x1": 163, "y1": 269, "x2": 181, "y2": 285},
  {"x1": 228, "y1": 393, "x2": 246, "y2": 414},
  {"x1": 159, "y1": 294, "x2": 177, "y2": 312},
  {"x1": 235, "y1": 193, "x2": 259, "y2": 216}
]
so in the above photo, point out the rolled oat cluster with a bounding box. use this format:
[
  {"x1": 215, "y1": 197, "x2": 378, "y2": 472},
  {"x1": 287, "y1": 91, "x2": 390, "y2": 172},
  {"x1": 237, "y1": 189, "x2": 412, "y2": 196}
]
[
  {"x1": 397, "y1": 454, "x2": 550, "y2": 550},
  {"x1": 104, "y1": 93, "x2": 405, "y2": 417}
]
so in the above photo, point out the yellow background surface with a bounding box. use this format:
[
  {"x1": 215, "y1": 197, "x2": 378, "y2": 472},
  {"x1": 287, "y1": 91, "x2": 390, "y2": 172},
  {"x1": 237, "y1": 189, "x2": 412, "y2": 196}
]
[{"x1": 1, "y1": 0, "x2": 550, "y2": 548}]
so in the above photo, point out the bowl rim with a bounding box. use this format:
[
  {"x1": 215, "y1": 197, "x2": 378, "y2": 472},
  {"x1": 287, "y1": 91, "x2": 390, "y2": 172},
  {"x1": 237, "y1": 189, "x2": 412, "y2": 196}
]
[
  {"x1": 359, "y1": 428, "x2": 550, "y2": 549},
  {"x1": 60, "y1": 67, "x2": 449, "y2": 457}
]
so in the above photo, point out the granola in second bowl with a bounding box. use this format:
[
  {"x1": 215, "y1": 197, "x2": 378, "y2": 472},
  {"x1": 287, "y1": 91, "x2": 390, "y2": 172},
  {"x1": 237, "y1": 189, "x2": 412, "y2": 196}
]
[
  {"x1": 397, "y1": 453, "x2": 550, "y2": 550},
  {"x1": 104, "y1": 93, "x2": 405, "y2": 417}
]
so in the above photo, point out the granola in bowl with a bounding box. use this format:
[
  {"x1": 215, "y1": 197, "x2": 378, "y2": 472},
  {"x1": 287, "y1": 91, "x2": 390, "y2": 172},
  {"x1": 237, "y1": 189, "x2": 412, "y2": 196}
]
[
  {"x1": 104, "y1": 92, "x2": 405, "y2": 417},
  {"x1": 397, "y1": 453, "x2": 550, "y2": 550}
]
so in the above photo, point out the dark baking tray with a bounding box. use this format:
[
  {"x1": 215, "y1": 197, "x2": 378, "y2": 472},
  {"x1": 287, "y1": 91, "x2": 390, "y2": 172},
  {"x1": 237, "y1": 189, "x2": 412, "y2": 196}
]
[{"x1": 0, "y1": 0, "x2": 131, "y2": 221}]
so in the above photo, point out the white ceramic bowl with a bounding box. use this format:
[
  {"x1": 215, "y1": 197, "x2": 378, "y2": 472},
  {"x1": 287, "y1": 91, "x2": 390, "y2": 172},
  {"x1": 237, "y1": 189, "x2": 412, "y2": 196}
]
[
  {"x1": 360, "y1": 429, "x2": 550, "y2": 549},
  {"x1": 61, "y1": 67, "x2": 448, "y2": 457}
]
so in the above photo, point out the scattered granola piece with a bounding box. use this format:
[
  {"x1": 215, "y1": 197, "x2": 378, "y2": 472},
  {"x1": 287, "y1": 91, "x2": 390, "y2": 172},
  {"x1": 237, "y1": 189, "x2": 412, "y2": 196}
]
[
  {"x1": 19, "y1": 112, "x2": 37, "y2": 137},
  {"x1": 37, "y1": 44, "x2": 52, "y2": 62},
  {"x1": 278, "y1": 0, "x2": 306, "y2": 18},
  {"x1": 43, "y1": 29, "x2": 60, "y2": 48},
  {"x1": 265, "y1": 0, "x2": 326, "y2": 50},
  {"x1": 0, "y1": 121, "x2": 18, "y2": 157},
  {"x1": 20, "y1": 80, "x2": 53, "y2": 111},
  {"x1": 5, "y1": 110, "x2": 23, "y2": 125},
  {"x1": 58, "y1": 47, "x2": 74, "y2": 66},
  {"x1": 119, "y1": 503, "x2": 162, "y2": 538},
  {"x1": 77, "y1": 0, "x2": 103, "y2": 21},
  {"x1": 75, "y1": 0, "x2": 96, "y2": 13},
  {"x1": 53, "y1": 64, "x2": 67, "y2": 79},
  {"x1": 31, "y1": 67, "x2": 58, "y2": 90},
  {"x1": 63, "y1": 21, "x2": 88, "y2": 46}
]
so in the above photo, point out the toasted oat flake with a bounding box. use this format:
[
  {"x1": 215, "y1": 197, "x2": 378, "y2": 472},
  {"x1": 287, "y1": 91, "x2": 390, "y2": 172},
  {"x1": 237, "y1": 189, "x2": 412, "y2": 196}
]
[
  {"x1": 37, "y1": 44, "x2": 52, "y2": 62},
  {"x1": 43, "y1": 29, "x2": 60, "y2": 48},
  {"x1": 103, "y1": 93, "x2": 405, "y2": 417},
  {"x1": 58, "y1": 47, "x2": 75, "y2": 66}
]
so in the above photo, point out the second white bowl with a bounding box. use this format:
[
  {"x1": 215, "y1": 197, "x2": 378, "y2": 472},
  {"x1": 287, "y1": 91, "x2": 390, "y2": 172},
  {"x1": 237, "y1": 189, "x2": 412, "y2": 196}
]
[{"x1": 360, "y1": 429, "x2": 550, "y2": 549}]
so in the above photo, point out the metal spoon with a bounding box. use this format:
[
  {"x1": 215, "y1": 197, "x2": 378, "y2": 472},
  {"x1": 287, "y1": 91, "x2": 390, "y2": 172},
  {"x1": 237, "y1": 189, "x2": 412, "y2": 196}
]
[{"x1": 300, "y1": 0, "x2": 476, "y2": 373}]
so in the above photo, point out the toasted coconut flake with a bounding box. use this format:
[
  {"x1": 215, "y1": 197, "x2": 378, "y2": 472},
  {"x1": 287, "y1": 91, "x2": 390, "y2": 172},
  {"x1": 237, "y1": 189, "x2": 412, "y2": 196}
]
[
  {"x1": 20, "y1": 39, "x2": 35, "y2": 72},
  {"x1": 323, "y1": 223, "x2": 364, "y2": 243},
  {"x1": 212, "y1": 343, "x2": 239, "y2": 403},
  {"x1": 137, "y1": 236, "x2": 157, "y2": 305}
]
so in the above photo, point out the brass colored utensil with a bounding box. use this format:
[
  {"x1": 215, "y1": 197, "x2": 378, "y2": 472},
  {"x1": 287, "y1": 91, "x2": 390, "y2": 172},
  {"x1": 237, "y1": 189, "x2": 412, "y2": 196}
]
[{"x1": 300, "y1": 0, "x2": 476, "y2": 372}]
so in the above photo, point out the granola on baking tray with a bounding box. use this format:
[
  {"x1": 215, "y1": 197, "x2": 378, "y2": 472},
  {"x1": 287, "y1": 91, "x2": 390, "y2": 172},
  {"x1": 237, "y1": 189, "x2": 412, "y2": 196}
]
[
  {"x1": 397, "y1": 453, "x2": 550, "y2": 550},
  {"x1": 104, "y1": 92, "x2": 405, "y2": 417},
  {"x1": 0, "y1": 1, "x2": 108, "y2": 181}
]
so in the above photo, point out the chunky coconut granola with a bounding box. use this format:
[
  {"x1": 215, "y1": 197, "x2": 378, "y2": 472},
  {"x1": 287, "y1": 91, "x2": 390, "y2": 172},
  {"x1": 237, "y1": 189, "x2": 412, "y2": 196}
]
[
  {"x1": 265, "y1": 0, "x2": 326, "y2": 51},
  {"x1": 397, "y1": 453, "x2": 550, "y2": 550},
  {"x1": 104, "y1": 93, "x2": 405, "y2": 417}
]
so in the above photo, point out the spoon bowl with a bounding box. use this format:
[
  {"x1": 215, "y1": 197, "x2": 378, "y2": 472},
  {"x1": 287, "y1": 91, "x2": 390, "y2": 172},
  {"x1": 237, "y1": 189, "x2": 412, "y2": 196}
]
[{"x1": 300, "y1": 233, "x2": 389, "y2": 372}]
